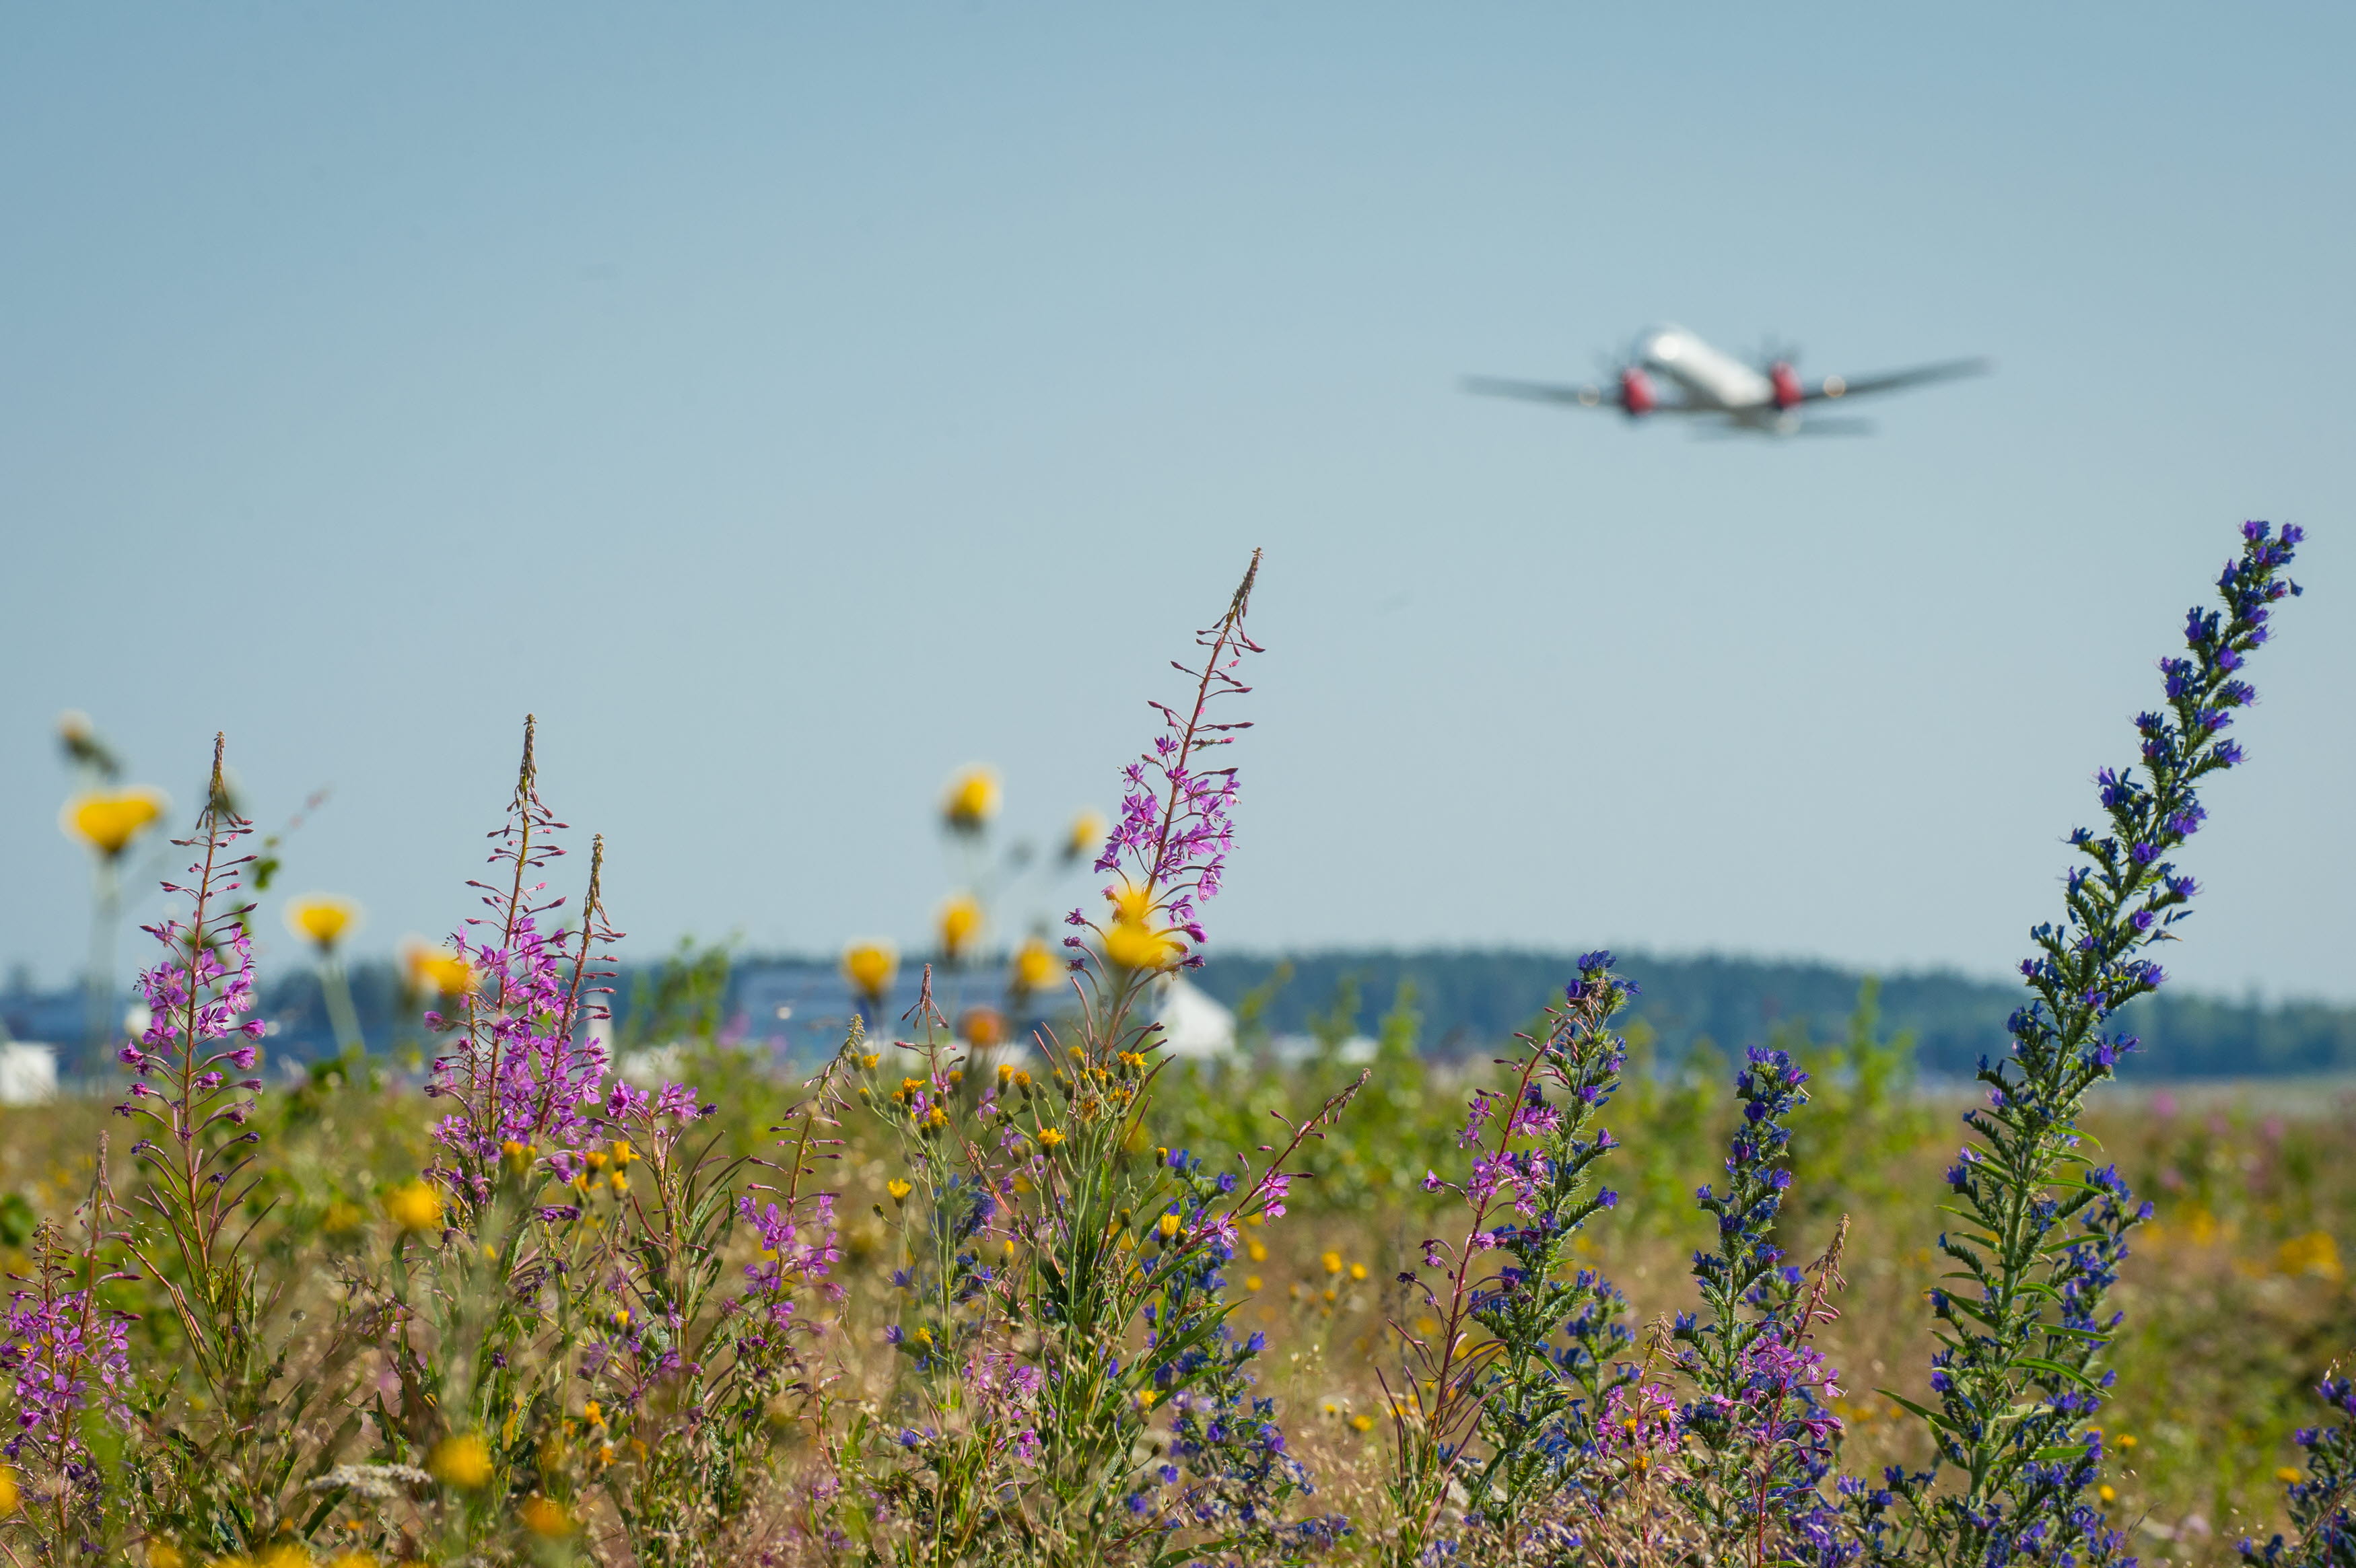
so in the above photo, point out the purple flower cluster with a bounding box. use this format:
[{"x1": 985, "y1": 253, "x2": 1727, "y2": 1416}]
[
  {"x1": 3, "y1": 1289, "x2": 133, "y2": 1461},
  {"x1": 425, "y1": 913, "x2": 614, "y2": 1198},
  {"x1": 1067, "y1": 553, "x2": 1262, "y2": 975},
  {"x1": 113, "y1": 742, "x2": 271, "y2": 1216},
  {"x1": 1406, "y1": 954, "x2": 1637, "y2": 1541}
]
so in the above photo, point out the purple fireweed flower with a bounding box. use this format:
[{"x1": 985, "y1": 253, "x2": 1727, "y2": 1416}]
[{"x1": 1068, "y1": 555, "x2": 1261, "y2": 984}]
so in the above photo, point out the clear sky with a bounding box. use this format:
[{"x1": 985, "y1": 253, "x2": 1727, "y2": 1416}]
[{"x1": 4, "y1": 4, "x2": 2351, "y2": 1003}]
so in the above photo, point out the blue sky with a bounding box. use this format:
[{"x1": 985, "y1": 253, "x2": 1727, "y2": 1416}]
[{"x1": 3, "y1": 4, "x2": 2351, "y2": 1002}]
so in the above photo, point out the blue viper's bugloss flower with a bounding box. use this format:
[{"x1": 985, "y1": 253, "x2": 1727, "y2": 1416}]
[
  {"x1": 1869, "y1": 522, "x2": 2305, "y2": 1568},
  {"x1": 2242, "y1": 1374, "x2": 2356, "y2": 1566},
  {"x1": 1412, "y1": 952, "x2": 1639, "y2": 1546}
]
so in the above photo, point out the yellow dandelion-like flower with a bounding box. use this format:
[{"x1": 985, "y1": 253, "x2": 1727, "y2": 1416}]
[
  {"x1": 1349, "y1": 1262, "x2": 1368, "y2": 1281},
  {"x1": 1245, "y1": 1275, "x2": 1263, "y2": 1292},
  {"x1": 2278, "y1": 1466, "x2": 2303, "y2": 1484},
  {"x1": 1107, "y1": 879, "x2": 1154, "y2": 925},
  {"x1": 386, "y1": 1182, "x2": 444, "y2": 1234},
  {"x1": 1351, "y1": 1413, "x2": 1375, "y2": 1433},
  {"x1": 887, "y1": 1179, "x2": 913, "y2": 1204},
  {"x1": 1064, "y1": 808, "x2": 1107, "y2": 861},
  {"x1": 399, "y1": 938, "x2": 475, "y2": 997},
  {"x1": 284, "y1": 893, "x2": 361, "y2": 953},
  {"x1": 59, "y1": 786, "x2": 170, "y2": 859},
  {"x1": 1037, "y1": 1128, "x2": 1065, "y2": 1150},
  {"x1": 959, "y1": 1005, "x2": 1007, "y2": 1048},
  {"x1": 257, "y1": 1545, "x2": 310, "y2": 1568},
  {"x1": 1157, "y1": 1213, "x2": 1182, "y2": 1240},
  {"x1": 518, "y1": 1496, "x2": 575, "y2": 1538},
  {"x1": 0, "y1": 1466, "x2": 17, "y2": 1515},
  {"x1": 942, "y1": 765, "x2": 1002, "y2": 832},
  {"x1": 2098, "y1": 1485, "x2": 2115, "y2": 1504},
  {"x1": 1321, "y1": 1250, "x2": 1344, "y2": 1276},
  {"x1": 1011, "y1": 935, "x2": 1060, "y2": 995},
  {"x1": 145, "y1": 1544, "x2": 184, "y2": 1568},
  {"x1": 429, "y1": 1433, "x2": 492, "y2": 1490},
  {"x1": 324, "y1": 1555, "x2": 377, "y2": 1568},
  {"x1": 1103, "y1": 920, "x2": 1177, "y2": 973},
  {"x1": 841, "y1": 940, "x2": 899, "y2": 1005},
  {"x1": 937, "y1": 891, "x2": 984, "y2": 962}
]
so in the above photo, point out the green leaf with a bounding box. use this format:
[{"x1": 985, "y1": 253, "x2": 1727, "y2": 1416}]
[{"x1": 1881, "y1": 1390, "x2": 1953, "y2": 1431}]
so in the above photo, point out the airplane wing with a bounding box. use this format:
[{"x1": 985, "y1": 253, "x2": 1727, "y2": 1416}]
[
  {"x1": 1460, "y1": 376, "x2": 1707, "y2": 413},
  {"x1": 1805, "y1": 357, "x2": 1990, "y2": 402}
]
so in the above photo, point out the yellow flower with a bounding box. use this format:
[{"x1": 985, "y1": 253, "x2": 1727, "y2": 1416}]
[
  {"x1": 942, "y1": 765, "x2": 1002, "y2": 832},
  {"x1": 1064, "y1": 808, "x2": 1107, "y2": 861},
  {"x1": 1245, "y1": 1275, "x2": 1263, "y2": 1292},
  {"x1": 1349, "y1": 1262, "x2": 1368, "y2": 1281},
  {"x1": 518, "y1": 1496, "x2": 575, "y2": 1538},
  {"x1": 1012, "y1": 935, "x2": 1060, "y2": 995},
  {"x1": 324, "y1": 1555, "x2": 377, "y2": 1568},
  {"x1": 841, "y1": 941, "x2": 899, "y2": 1003},
  {"x1": 399, "y1": 938, "x2": 475, "y2": 997},
  {"x1": 59, "y1": 786, "x2": 170, "y2": 859},
  {"x1": 321, "y1": 1201, "x2": 363, "y2": 1235},
  {"x1": 1321, "y1": 1250, "x2": 1344, "y2": 1276},
  {"x1": 959, "y1": 1006, "x2": 1007, "y2": 1048},
  {"x1": 258, "y1": 1545, "x2": 311, "y2": 1568},
  {"x1": 887, "y1": 1179, "x2": 913, "y2": 1204},
  {"x1": 429, "y1": 1433, "x2": 493, "y2": 1490},
  {"x1": 1157, "y1": 1213, "x2": 1182, "y2": 1240},
  {"x1": 937, "y1": 891, "x2": 984, "y2": 962},
  {"x1": 1037, "y1": 1128, "x2": 1065, "y2": 1150},
  {"x1": 2277, "y1": 1230, "x2": 2343, "y2": 1281},
  {"x1": 144, "y1": 1545, "x2": 184, "y2": 1568},
  {"x1": 1103, "y1": 920, "x2": 1177, "y2": 973},
  {"x1": 0, "y1": 1466, "x2": 16, "y2": 1515},
  {"x1": 610, "y1": 1139, "x2": 635, "y2": 1167},
  {"x1": 608, "y1": 1170, "x2": 628, "y2": 1195},
  {"x1": 2098, "y1": 1485, "x2": 2115, "y2": 1503},
  {"x1": 1136, "y1": 1389, "x2": 1156, "y2": 1410},
  {"x1": 2117, "y1": 1433, "x2": 2137, "y2": 1449},
  {"x1": 1107, "y1": 880, "x2": 1154, "y2": 925},
  {"x1": 284, "y1": 893, "x2": 362, "y2": 953},
  {"x1": 1350, "y1": 1413, "x2": 1375, "y2": 1433},
  {"x1": 1247, "y1": 1238, "x2": 1267, "y2": 1262},
  {"x1": 386, "y1": 1182, "x2": 444, "y2": 1234},
  {"x1": 501, "y1": 1140, "x2": 536, "y2": 1177}
]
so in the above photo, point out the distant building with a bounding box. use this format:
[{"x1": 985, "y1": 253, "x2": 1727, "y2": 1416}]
[{"x1": 0, "y1": 1044, "x2": 59, "y2": 1106}]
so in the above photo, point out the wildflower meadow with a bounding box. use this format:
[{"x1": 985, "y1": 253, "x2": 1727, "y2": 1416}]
[{"x1": 6, "y1": 522, "x2": 2351, "y2": 1568}]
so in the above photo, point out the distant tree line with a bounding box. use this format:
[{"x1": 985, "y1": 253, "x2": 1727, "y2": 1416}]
[
  {"x1": 7, "y1": 946, "x2": 2348, "y2": 1081},
  {"x1": 1181, "y1": 949, "x2": 2356, "y2": 1080}
]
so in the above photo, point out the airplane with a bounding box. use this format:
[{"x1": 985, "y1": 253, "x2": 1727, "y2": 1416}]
[{"x1": 1464, "y1": 324, "x2": 1988, "y2": 437}]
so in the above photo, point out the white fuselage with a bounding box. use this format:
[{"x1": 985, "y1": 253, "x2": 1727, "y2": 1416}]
[{"x1": 1639, "y1": 325, "x2": 1773, "y2": 411}]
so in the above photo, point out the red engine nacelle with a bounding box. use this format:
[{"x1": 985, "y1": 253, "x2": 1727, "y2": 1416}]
[
  {"x1": 1769, "y1": 361, "x2": 1804, "y2": 411},
  {"x1": 1618, "y1": 366, "x2": 1657, "y2": 416}
]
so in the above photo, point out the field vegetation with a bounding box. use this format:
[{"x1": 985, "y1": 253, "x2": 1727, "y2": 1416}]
[{"x1": 4, "y1": 524, "x2": 2344, "y2": 1568}]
